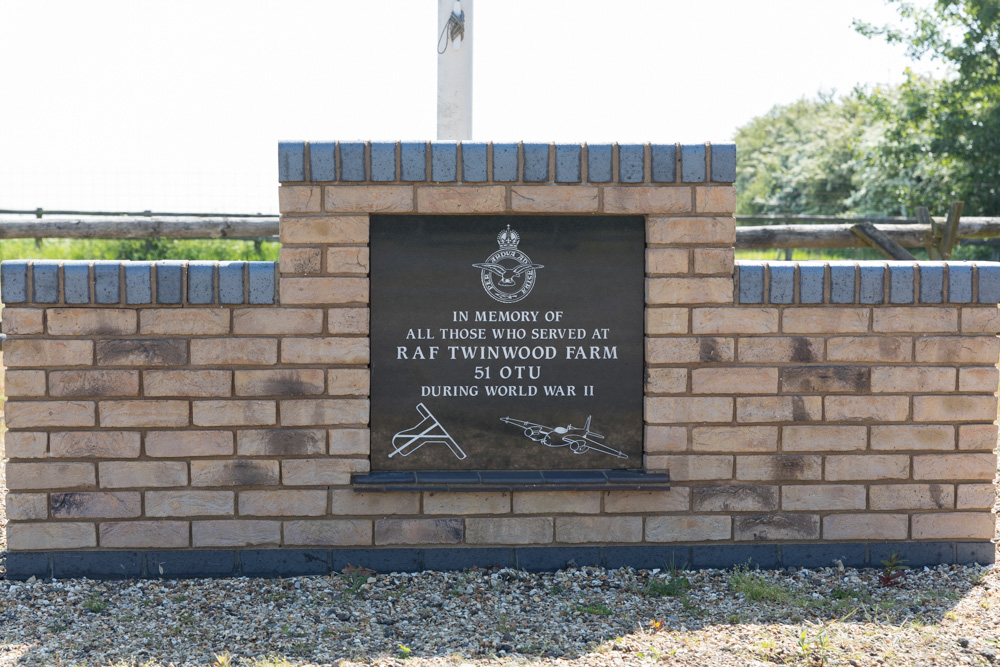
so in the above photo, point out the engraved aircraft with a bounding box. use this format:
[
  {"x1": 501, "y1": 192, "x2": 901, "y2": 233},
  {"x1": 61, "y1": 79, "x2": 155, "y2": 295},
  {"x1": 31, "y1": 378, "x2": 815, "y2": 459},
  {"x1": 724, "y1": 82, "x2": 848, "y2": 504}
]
[
  {"x1": 500, "y1": 415, "x2": 628, "y2": 459},
  {"x1": 472, "y1": 260, "x2": 545, "y2": 286}
]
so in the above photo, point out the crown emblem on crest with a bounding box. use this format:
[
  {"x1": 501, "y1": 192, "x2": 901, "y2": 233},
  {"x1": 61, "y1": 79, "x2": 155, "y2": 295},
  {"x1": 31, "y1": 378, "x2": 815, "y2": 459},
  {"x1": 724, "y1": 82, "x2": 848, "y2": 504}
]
[{"x1": 497, "y1": 225, "x2": 520, "y2": 250}]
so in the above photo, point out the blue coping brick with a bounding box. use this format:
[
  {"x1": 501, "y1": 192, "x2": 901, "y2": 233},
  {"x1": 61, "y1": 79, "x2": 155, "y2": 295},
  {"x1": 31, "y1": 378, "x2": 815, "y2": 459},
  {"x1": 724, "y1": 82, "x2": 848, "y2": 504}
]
[
  {"x1": 187, "y1": 261, "x2": 216, "y2": 304},
  {"x1": 370, "y1": 142, "x2": 397, "y2": 181},
  {"x1": 710, "y1": 143, "x2": 737, "y2": 182},
  {"x1": 63, "y1": 261, "x2": 91, "y2": 304},
  {"x1": 918, "y1": 263, "x2": 944, "y2": 303},
  {"x1": 218, "y1": 262, "x2": 246, "y2": 304},
  {"x1": 768, "y1": 264, "x2": 795, "y2": 304},
  {"x1": 554, "y1": 144, "x2": 582, "y2": 183},
  {"x1": 514, "y1": 547, "x2": 601, "y2": 572},
  {"x1": 155, "y1": 261, "x2": 185, "y2": 304},
  {"x1": 799, "y1": 264, "x2": 826, "y2": 303},
  {"x1": 829, "y1": 262, "x2": 856, "y2": 303},
  {"x1": 738, "y1": 262, "x2": 765, "y2": 303},
  {"x1": 977, "y1": 264, "x2": 1000, "y2": 303},
  {"x1": 948, "y1": 263, "x2": 973, "y2": 302},
  {"x1": 309, "y1": 142, "x2": 337, "y2": 181},
  {"x1": 248, "y1": 262, "x2": 276, "y2": 304},
  {"x1": 859, "y1": 264, "x2": 886, "y2": 304},
  {"x1": 149, "y1": 550, "x2": 237, "y2": 578},
  {"x1": 339, "y1": 142, "x2": 367, "y2": 181},
  {"x1": 870, "y1": 542, "x2": 954, "y2": 568},
  {"x1": 94, "y1": 261, "x2": 121, "y2": 304},
  {"x1": 278, "y1": 141, "x2": 306, "y2": 181},
  {"x1": 1, "y1": 260, "x2": 29, "y2": 303},
  {"x1": 52, "y1": 550, "x2": 143, "y2": 579},
  {"x1": 586, "y1": 144, "x2": 613, "y2": 183},
  {"x1": 618, "y1": 144, "x2": 645, "y2": 183},
  {"x1": 330, "y1": 548, "x2": 422, "y2": 574},
  {"x1": 650, "y1": 144, "x2": 677, "y2": 182},
  {"x1": 125, "y1": 262, "x2": 153, "y2": 304},
  {"x1": 32, "y1": 261, "x2": 59, "y2": 303},
  {"x1": 461, "y1": 142, "x2": 488, "y2": 182},
  {"x1": 5, "y1": 552, "x2": 50, "y2": 580},
  {"x1": 680, "y1": 144, "x2": 707, "y2": 183},
  {"x1": 522, "y1": 143, "x2": 550, "y2": 182},
  {"x1": 781, "y1": 543, "x2": 867, "y2": 569},
  {"x1": 400, "y1": 142, "x2": 427, "y2": 181},
  {"x1": 692, "y1": 545, "x2": 780, "y2": 570},
  {"x1": 957, "y1": 542, "x2": 996, "y2": 565},
  {"x1": 889, "y1": 264, "x2": 915, "y2": 303},
  {"x1": 430, "y1": 142, "x2": 458, "y2": 182},
  {"x1": 241, "y1": 549, "x2": 329, "y2": 577},
  {"x1": 423, "y1": 548, "x2": 512, "y2": 571},
  {"x1": 492, "y1": 143, "x2": 519, "y2": 181}
]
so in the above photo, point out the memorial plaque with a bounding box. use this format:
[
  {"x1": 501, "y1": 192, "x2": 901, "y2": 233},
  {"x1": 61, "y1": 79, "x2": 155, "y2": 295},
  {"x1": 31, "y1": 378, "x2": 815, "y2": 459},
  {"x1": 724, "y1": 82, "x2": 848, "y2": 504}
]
[{"x1": 370, "y1": 215, "x2": 644, "y2": 470}]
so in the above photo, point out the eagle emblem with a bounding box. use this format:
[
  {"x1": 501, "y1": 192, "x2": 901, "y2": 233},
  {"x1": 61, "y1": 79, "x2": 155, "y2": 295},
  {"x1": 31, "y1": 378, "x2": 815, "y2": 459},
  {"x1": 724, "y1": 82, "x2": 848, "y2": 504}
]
[{"x1": 473, "y1": 225, "x2": 543, "y2": 303}]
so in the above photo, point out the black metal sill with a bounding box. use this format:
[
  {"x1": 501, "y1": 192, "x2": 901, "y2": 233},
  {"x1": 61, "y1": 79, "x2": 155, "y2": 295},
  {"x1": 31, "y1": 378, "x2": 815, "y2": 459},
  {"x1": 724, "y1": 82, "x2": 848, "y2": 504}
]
[{"x1": 351, "y1": 470, "x2": 669, "y2": 492}]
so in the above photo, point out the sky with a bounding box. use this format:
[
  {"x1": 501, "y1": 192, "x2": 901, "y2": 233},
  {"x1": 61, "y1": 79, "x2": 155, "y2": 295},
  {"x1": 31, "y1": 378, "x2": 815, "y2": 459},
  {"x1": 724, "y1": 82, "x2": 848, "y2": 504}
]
[{"x1": 0, "y1": 1, "x2": 922, "y2": 215}]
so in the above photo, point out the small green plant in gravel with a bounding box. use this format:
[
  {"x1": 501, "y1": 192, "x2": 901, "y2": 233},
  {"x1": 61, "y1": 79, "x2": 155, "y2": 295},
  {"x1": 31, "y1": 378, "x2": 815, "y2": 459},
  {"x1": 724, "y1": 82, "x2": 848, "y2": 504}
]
[
  {"x1": 877, "y1": 552, "x2": 908, "y2": 588},
  {"x1": 212, "y1": 652, "x2": 233, "y2": 667},
  {"x1": 340, "y1": 570, "x2": 368, "y2": 596},
  {"x1": 82, "y1": 595, "x2": 108, "y2": 612},
  {"x1": 729, "y1": 562, "x2": 791, "y2": 601},
  {"x1": 396, "y1": 643, "x2": 413, "y2": 659},
  {"x1": 644, "y1": 560, "x2": 691, "y2": 597},
  {"x1": 575, "y1": 603, "x2": 613, "y2": 616},
  {"x1": 795, "y1": 626, "x2": 831, "y2": 664}
]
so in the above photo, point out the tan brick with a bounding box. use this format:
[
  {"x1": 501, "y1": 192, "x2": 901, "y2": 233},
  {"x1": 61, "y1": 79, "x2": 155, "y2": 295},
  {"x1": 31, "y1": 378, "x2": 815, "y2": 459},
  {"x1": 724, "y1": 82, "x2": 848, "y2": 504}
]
[
  {"x1": 239, "y1": 490, "x2": 327, "y2": 516},
  {"x1": 50, "y1": 431, "x2": 140, "y2": 458},
  {"x1": 960, "y1": 366, "x2": 999, "y2": 393},
  {"x1": 826, "y1": 454, "x2": 909, "y2": 480},
  {"x1": 511, "y1": 186, "x2": 600, "y2": 212},
  {"x1": 282, "y1": 337, "x2": 369, "y2": 365},
  {"x1": 644, "y1": 426, "x2": 687, "y2": 453},
  {"x1": 693, "y1": 248, "x2": 735, "y2": 275},
  {"x1": 692, "y1": 426, "x2": 777, "y2": 452},
  {"x1": 693, "y1": 368, "x2": 778, "y2": 394},
  {"x1": 827, "y1": 336, "x2": 911, "y2": 362},
  {"x1": 557, "y1": 516, "x2": 642, "y2": 543},
  {"x1": 140, "y1": 309, "x2": 230, "y2": 335},
  {"x1": 8, "y1": 522, "x2": 96, "y2": 550},
  {"x1": 737, "y1": 396, "x2": 822, "y2": 422},
  {"x1": 1, "y1": 308, "x2": 43, "y2": 334},
  {"x1": 190, "y1": 338, "x2": 277, "y2": 366},
  {"x1": 693, "y1": 308, "x2": 778, "y2": 334},
  {"x1": 280, "y1": 399, "x2": 369, "y2": 426},
  {"x1": 326, "y1": 185, "x2": 413, "y2": 212},
  {"x1": 782, "y1": 308, "x2": 870, "y2": 334},
  {"x1": 912, "y1": 512, "x2": 995, "y2": 540},
  {"x1": 646, "y1": 278, "x2": 733, "y2": 304},
  {"x1": 100, "y1": 461, "x2": 187, "y2": 488},
  {"x1": 737, "y1": 455, "x2": 822, "y2": 481},
  {"x1": 782, "y1": 484, "x2": 866, "y2": 510},
  {"x1": 823, "y1": 514, "x2": 907, "y2": 540},
  {"x1": 913, "y1": 453, "x2": 997, "y2": 480},
  {"x1": 145, "y1": 490, "x2": 234, "y2": 517},
  {"x1": 281, "y1": 277, "x2": 368, "y2": 305},
  {"x1": 873, "y1": 307, "x2": 959, "y2": 333},
  {"x1": 825, "y1": 396, "x2": 909, "y2": 422},
  {"x1": 647, "y1": 337, "x2": 733, "y2": 364},
  {"x1": 692, "y1": 485, "x2": 777, "y2": 511},
  {"x1": 50, "y1": 370, "x2": 139, "y2": 397},
  {"x1": 96, "y1": 339, "x2": 187, "y2": 367},
  {"x1": 647, "y1": 216, "x2": 734, "y2": 245},
  {"x1": 734, "y1": 514, "x2": 820, "y2": 540},
  {"x1": 645, "y1": 308, "x2": 689, "y2": 334},
  {"x1": 7, "y1": 462, "x2": 95, "y2": 490},
  {"x1": 605, "y1": 488, "x2": 690, "y2": 513},
  {"x1": 914, "y1": 395, "x2": 997, "y2": 422},
  {"x1": 416, "y1": 185, "x2": 505, "y2": 213},
  {"x1": 916, "y1": 336, "x2": 1000, "y2": 363},
  {"x1": 235, "y1": 369, "x2": 324, "y2": 396},
  {"x1": 279, "y1": 246, "x2": 322, "y2": 274},
  {"x1": 5, "y1": 400, "x2": 95, "y2": 428},
  {"x1": 512, "y1": 492, "x2": 598, "y2": 515},
  {"x1": 781, "y1": 366, "x2": 870, "y2": 393},
  {"x1": 282, "y1": 458, "x2": 369, "y2": 485},
  {"x1": 645, "y1": 368, "x2": 687, "y2": 394},
  {"x1": 376, "y1": 518, "x2": 464, "y2": 544},
  {"x1": 329, "y1": 489, "x2": 420, "y2": 516},
  {"x1": 280, "y1": 216, "x2": 368, "y2": 244},
  {"x1": 5, "y1": 370, "x2": 46, "y2": 396},
  {"x1": 962, "y1": 307, "x2": 1000, "y2": 333},
  {"x1": 738, "y1": 337, "x2": 824, "y2": 363},
  {"x1": 4, "y1": 340, "x2": 93, "y2": 367},
  {"x1": 190, "y1": 460, "x2": 279, "y2": 486},
  {"x1": 782, "y1": 425, "x2": 867, "y2": 452},
  {"x1": 329, "y1": 307, "x2": 370, "y2": 334},
  {"x1": 6, "y1": 493, "x2": 48, "y2": 520},
  {"x1": 47, "y1": 308, "x2": 136, "y2": 335},
  {"x1": 4, "y1": 432, "x2": 47, "y2": 458},
  {"x1": 100, "y1": 521, "x2": 188, "y2": 548},
  {"x1": 646, "y1": 516, "x2": 731, "y2": 542},
  {"x1": 645, "y1": 248, "x2": 689, "y2": 276},
  {"x1": 871, "y1": 425, "x2": 954, "y2": 451},
  {"x1": 145, "y1": 370, "x2": 231, "y2": 397},
  {"x1": 284, "y1": 519, "x2": 372, "y2": 546},
  {"x1": 238, "y1": 429, "x2": 326, "y2": 456},
  {"x1": 605, "y1": 187, "x2": 691, "y2": 214},
  {"x1": 695, "y1": 185, "x2": 736, "y2": 212},
  {"x1": 870, "y1": 484, "x2": 954, "y2": 510},
  {"x1": 646, "y1": 396, "x2": 733, "y2": 423},
  {"x1": 326, "y1": 247, "x2": 370, "y2": 274},
  {"x1": 51, "y1": 491, "x2": 141, "y2": 518},
  {"x1": 100, "y1": 400, "x2": 188, "y2": 427},
  {"x1": 279, "y1": 185, "x2": 322, "y2": 213},
  {"x1": 464, "y1": 518, "x2": 550, "y2": 545},
  {"x1": 959, "y1": 424, "x2": 998, "y2": 450},
  {"x1": 645, "y1": 455, "x2": 732, "y2": 480},
  {"x1": 146, "y1": 431, "x2": 234, "y2": 457},
  {"x1": 870, "y1": 366, "x2": 956, "y2": 393},
  {"x1": 192, "y1": 520, "x2": 280, "y2": 547},
  {"x1": 426, "y1": 491, "x2": 511, "y2": 515},
  {"x1": 233, "y1": 308, "x2": 323, "y2": 335},
  {"x1": 957, "y1": 484, "x2": 996, "y2": 509}
]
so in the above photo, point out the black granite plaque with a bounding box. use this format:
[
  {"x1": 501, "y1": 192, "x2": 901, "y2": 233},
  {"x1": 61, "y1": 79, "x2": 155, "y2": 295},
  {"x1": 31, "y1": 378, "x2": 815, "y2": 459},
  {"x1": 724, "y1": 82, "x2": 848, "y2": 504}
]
[{"x1": 370, "y1": 215, "x2": 644, "y2": 470}]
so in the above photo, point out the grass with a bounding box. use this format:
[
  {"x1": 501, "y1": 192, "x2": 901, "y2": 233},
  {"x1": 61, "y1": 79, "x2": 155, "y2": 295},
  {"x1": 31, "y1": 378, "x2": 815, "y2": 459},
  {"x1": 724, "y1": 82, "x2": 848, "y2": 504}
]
[
  {"x1": 729, "y1": 563, "x2": 793, "y2": 602},
  {"x1": 0, "y1": 237, "x2": 278, "y2": 262}
]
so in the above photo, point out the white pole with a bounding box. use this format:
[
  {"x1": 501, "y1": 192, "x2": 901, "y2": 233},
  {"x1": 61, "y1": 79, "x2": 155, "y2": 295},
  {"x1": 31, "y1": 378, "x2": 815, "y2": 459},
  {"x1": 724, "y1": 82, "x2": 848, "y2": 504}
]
[{"x1": 437, "y1": 0, "x2": 473, "y2": 140}]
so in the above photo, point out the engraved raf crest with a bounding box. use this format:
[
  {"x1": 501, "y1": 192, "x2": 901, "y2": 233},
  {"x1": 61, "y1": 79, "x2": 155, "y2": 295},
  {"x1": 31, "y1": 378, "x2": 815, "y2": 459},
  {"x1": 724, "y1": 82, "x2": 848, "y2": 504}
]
[{"x1": 472, "y1": 225, "x2": 544, "y2": 303}]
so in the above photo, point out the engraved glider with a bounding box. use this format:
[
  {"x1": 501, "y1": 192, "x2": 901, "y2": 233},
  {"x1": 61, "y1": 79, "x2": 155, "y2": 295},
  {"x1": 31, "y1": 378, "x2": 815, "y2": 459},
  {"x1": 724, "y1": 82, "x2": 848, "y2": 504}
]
[
  {"x1": 390, "y1": 403, "x2": 467, "y2": 460},
  {"x1": 500, "y1": 415, "x2": 628, "y2": 459},
  {"x1": 472, "y1": 261, "x2": 545, "y2": 286}
]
